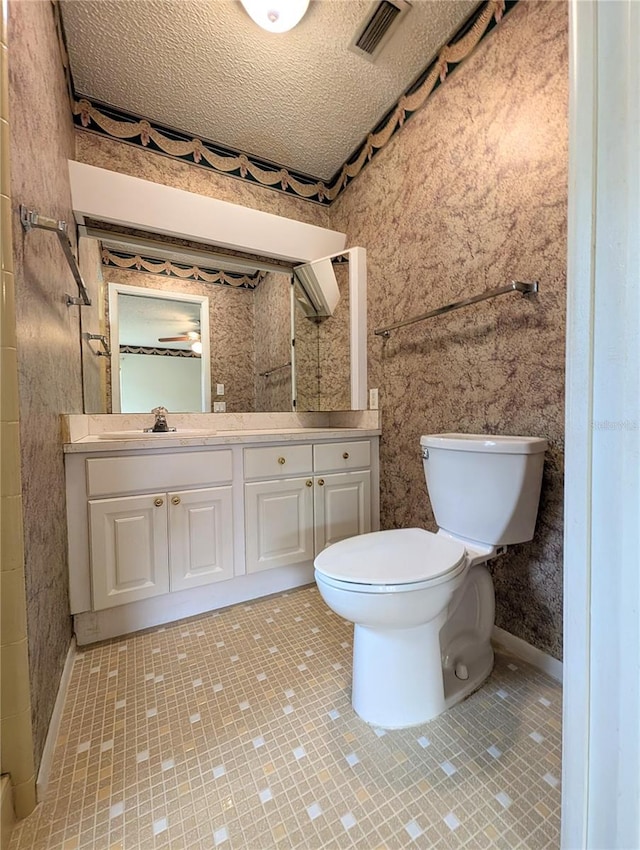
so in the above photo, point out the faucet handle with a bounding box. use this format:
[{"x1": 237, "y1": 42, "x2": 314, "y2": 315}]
[{"x1": 146, "y1": 406, "x2": 175, "y2": 433}]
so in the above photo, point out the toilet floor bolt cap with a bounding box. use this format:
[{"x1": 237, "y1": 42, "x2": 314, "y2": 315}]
[{"x1": 455, "y1": 663, "x2": 469, "y2": 680}]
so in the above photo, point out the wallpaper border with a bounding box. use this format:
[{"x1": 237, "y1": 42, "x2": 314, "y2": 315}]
[
  {"x1": 54, "y1": 0, "x2": 515, "y2": 205},
  {"x1": 102, "y1": 248, "x2": 263, "y2": 289},
  {"x1": 120, "y1": 345, "x2": 201, "y2": 358}
]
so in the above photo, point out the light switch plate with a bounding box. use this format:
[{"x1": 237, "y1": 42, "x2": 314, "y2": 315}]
[
  {"x1": 213, "y1": 402, "x2": 226, "y2": 412},
  {"x1": 369, "y1": 388, "x2": 379, "y2": 410},
  {"x1": 216, "y1": 383, "x2": 225, "y2": 395}
]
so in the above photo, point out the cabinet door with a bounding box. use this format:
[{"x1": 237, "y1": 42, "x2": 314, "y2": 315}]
[
  {"x1": 315, "y1": 470, "x2": 371, "y2": 554},
  {"x1": 89, "y1": 494, "x2": 169, "y2": 610},
  {"x1": 168, "y1": 486, "x2": 234, "y2": 591},
  {"x1": 245, "y1": 477, "x2": 314, "y2": 573}
]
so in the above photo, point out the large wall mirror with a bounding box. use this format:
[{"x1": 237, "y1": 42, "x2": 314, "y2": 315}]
[
  {"x1": 80, "y1": 235, "x2": 366, "y2": 415},
  {"x1": 72, "y1": 163, "x2": 366, "y2": 416}
]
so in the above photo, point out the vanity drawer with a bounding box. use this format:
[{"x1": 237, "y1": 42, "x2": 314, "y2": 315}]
[
  {"x1": 244, "y1": 445, "x2": 312, "y2": 479},
  {"x1": 86, "y1": 450, "x2": 233, "y2": 497},
  {"x1": 313, "y1": 440, "x2": 371, "y2": 473}
]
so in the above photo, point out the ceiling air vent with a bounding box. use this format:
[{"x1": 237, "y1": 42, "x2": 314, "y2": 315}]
[{"x1": 349, "y1": 0, "x2": 411, "y2": 62}]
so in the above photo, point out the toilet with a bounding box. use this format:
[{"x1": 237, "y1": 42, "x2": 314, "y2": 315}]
[{"x1": 314, "y1": 433, "x2": 546, "y2": 729}]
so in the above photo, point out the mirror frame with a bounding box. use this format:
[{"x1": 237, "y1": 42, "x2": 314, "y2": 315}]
[{"x1": 108, "y1": 282, "x2": 212, "y2": 413}]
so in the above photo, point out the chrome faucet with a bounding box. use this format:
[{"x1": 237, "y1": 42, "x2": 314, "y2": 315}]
[{"x1": 144, "y1": 406, "x2": 176, "y2": 433}]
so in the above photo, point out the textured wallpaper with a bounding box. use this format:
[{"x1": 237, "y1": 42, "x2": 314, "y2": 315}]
[
  {"x1": 294, "y1": 310, "x2": 320, "y2": 411},
  {"x1": 253, "y1": 272, "x2": 292, "y2": 413},
  {"x1": 331, "y1": 0, "x2": 568, "y2": 659},
  {"x1": 75, "y1": 132, "x2": 331, "y2": 229},
  {"x1": 318, "y1": 262, "x2": 351, "y2": 411},
  {"x1": 294, "y1": 262, "x2": 351, "y2": 412},
  {"x1": 8, "y1": 0, "x2": 79, "y2": 769}
]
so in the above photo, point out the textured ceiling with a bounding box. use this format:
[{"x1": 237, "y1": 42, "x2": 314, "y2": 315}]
[{"x1": 60, "y1": 0, "x2": 477, "y2": 181}]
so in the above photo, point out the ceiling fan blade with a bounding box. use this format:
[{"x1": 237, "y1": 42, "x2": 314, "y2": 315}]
[{"x1": 158, "y1": 335, "x2": 190, "y2": 342}]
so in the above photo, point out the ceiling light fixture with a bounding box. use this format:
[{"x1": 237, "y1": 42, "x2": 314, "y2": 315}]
[
  {"x1": 240, "y1": 0, "x2": 309, "y2": 33},
  {"x1": 191, "y1": 340, "x2": 203, "y2": 354}
]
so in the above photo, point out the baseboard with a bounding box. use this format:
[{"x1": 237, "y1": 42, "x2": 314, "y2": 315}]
[
  {"x1": 492, "y1": 626, "x2": 563, "y2": 683},
  {"x1": 1, "y1": 775, "x2": 15, "y2": 847},
  {"x1": 73, "y1": 564, "x2": 315, "y2": 645},
  {"x1": 36, "y1": 637, "x2": 77, "y2": 801}
]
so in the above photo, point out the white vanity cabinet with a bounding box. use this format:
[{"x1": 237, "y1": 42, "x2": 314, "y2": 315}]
[
  {"x1": 71, "y1": 449, "x2": 235, "y2": 613},
  {"x1": 88, "y1": 492, "x2": 170, "y2": 610},
  {"x1": 65, "y1": 431, "x2": 379, "y2": 644},
  {"x1": 89, "y1": 485, "x2": 234, "y2": 609},
  {"x1": 167, "y1": 486, "x2": 234, "y2": 593},
  {"x1": 244, "y1": 440, "x2": 372, "y2": 574}
]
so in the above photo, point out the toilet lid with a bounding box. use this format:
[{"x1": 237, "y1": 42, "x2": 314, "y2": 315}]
[{"x1": 314, "y1": 528, "x2": 466, "y2": 586}]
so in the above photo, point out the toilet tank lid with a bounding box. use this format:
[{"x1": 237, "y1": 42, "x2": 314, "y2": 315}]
[
  {"x1": 420, "y1": 433, "x2": 547, "y2": 454},
  {"x1": 314, "y1": 528, "x2": 466, "y2": 585}
]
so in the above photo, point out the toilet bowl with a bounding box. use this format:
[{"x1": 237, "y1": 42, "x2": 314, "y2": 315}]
[{"x1": 314, "y1": 433, "x2": 546, "y2": 729}]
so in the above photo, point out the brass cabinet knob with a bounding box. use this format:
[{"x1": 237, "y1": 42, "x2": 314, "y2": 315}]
[
  {"x1": 342, "y1": 452, "x2": 350, "y2": 459},
  {"x1": 317, "y1": 478, "x2": 325, "y2": 486},
  {"x1": 171, "y1": 496, "x2": 181, "y2": 506},
  {"x1": 154, "y1": 497, "x2": 164, "y2": 507},
  {"x1": 278, "y1": 456, "x2": 286, "y2": 465},
  {"x1": 305, "y1": 479, "x2": 312, "y2": 487}
]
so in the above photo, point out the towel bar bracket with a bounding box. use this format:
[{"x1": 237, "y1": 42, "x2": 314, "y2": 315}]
[
  {"x1": 19, "y1": 205, "x2": 92, "y2": 307},
  {"x1": 84, "y1": 333, "x2": 111, "y2": 357}
]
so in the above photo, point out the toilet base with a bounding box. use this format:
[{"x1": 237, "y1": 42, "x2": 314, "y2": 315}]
[
  {"x1": 444, "y1": 642, "x2": 494, "y2": 708},
  {"x1": 351, "y1": 614, "x2": 447, "y2": 729}
]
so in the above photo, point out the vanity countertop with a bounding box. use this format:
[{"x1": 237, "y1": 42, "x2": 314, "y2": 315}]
[{"x1": 63, "y1": 426, "x2": 382, "y2": 454}]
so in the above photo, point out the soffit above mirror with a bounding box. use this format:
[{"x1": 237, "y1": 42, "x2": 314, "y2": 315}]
[{"x1": 59, "y1": 0, "x2": 478, "y2": 182}]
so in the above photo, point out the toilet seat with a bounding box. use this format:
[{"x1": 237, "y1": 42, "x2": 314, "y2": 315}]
[{"x1": 314, "y1": 528, "x2": 467, "y2": 593}]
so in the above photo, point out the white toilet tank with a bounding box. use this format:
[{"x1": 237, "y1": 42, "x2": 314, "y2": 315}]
[{"x1": 421, "y1": 433, "x2": 547, "y2": 546}]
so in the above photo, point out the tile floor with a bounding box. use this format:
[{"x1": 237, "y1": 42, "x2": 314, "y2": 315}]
[{"x1": 10, "y1": 586, "x2": 562, "y2": 850}]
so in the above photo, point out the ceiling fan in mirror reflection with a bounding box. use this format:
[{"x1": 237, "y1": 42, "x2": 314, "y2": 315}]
[{"x1": 158, "y1": 331, "x2": 202, "y2": 354}]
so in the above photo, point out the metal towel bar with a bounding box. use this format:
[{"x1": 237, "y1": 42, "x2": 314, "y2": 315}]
[
  {"x1": 20, "y1": 205, "x2": 91, "y2": 307},
  {"x1": 374, "y1": 280, "x2": 539, "y2": 338},
  {"x1": 259, "y1": 361, "x2": 291, "y2": 378}
]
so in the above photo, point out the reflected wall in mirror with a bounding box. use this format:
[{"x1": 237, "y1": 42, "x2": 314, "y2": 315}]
[
  {"x1": 292, "y1": 247, "x2": 367, "y2": 412},
  {"x1": 294, "y1": 258, "x2": 350, "y2": 412}
]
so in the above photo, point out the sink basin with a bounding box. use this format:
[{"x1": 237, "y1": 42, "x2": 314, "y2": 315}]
[{"x1": 96, "y1": 429, "x2": 215, "y2": 440}]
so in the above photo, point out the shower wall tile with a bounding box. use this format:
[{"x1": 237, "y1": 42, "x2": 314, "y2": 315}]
[
  {"x1": 1, "y1": 0, "x2": 36, "y2": 819},
  {"x1": 331, "y1": 0, "x2": 568, "y2": 659},
  {"x1": 0, "y1": 568, "x2": 28, "y2": 645},
  {"x1": 8, "y1": 0, "x2": 79, "y2": 770},
  {"x1": 0, "y1": 495, "x2": 23, "y2": 572},
  {"x1": 1, "y1": 194, "x2": 13, "y2": 269},
  {"x1": 0, "y1": 640, "x2": 31, "y2": 719},
  {"x1": 0, "y1": 343, "x2": 18, "y2": 418}
]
